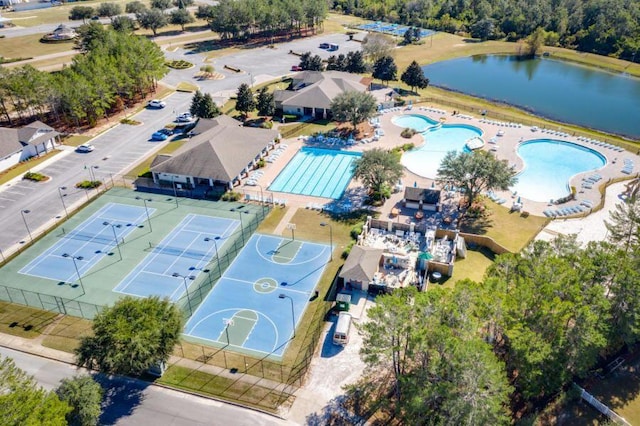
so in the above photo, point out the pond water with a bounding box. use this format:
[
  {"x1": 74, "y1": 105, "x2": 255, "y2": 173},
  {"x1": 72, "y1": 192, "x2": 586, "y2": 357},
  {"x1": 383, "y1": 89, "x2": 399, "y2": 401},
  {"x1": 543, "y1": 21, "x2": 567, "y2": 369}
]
[{"x1": 422, "y1": 55, "x2": 640, "y2": 139}]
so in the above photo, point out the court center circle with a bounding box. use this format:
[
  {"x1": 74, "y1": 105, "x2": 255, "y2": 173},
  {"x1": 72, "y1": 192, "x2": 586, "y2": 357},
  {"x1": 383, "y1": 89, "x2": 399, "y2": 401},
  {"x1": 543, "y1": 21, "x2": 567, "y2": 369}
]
[{"x1": 254, "y1": 277, "x2": 278, "y2": 294}]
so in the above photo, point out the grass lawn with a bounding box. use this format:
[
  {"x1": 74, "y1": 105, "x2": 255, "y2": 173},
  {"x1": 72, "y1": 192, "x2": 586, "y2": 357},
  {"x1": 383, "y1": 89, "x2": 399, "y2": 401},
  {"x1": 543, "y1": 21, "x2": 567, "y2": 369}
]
[
  {"x1": 461, "y1": 200, "x2": 549, "y2": 253},
  {"x1": 0, "y1": 34, "x2": 76, "y2": 60},
  {"x1": 176, "y1": 81, "x2": 199, "y2": 92},
  {"x1": 256, "y1": 206, "x2": 288, "y2": 233},
  {"x1": 449, "y1": 246, "x2": 496, "y2": 286},
  {"x1": 40, "y1": 316, "x2": 93, "y2": 353},
  {"x1": 0, "y1": 301, "x2": 58, "y2": 338},
  {"x1": 62, "y1": 135, "x2": 92, "y2": 147},
  {"x1": 0, "y1": 150, "x2": 61, "y2": 186}
]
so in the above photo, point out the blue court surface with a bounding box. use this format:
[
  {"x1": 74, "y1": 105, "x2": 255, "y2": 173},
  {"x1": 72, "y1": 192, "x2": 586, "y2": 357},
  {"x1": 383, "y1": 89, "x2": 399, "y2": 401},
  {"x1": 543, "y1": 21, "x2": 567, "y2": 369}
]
[
  {"x1": 113, "y1": 214, "x2": 239, "y2": 300},
  {"x1": 184, "y1": 234, "x2": 331, "y2": 357},
  {"x1": 19, "y1": 203, "x2": 151, "y2": 283}
]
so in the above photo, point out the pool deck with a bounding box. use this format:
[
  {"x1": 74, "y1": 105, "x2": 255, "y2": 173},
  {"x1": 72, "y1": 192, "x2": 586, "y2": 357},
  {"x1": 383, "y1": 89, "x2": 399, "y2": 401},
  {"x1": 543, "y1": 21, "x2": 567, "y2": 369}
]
[{"x1": 239, "y1": 105, "x2": 639, "y2": 223}]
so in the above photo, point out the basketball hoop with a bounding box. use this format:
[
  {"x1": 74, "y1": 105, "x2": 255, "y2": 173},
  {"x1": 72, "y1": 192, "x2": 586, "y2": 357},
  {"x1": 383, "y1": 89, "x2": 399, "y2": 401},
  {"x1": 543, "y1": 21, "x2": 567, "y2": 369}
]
[{"x1": 223, "y1": 318, "x2": 234, "y2": 327}]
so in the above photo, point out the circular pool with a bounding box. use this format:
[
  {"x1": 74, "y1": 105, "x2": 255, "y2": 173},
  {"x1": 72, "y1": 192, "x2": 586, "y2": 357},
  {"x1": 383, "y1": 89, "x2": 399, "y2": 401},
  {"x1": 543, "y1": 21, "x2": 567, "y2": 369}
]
[
  {"x1": 393, "y1": 114, "x2": 483, "y2": 179},
  {"x1": 512, "y1": 139, "x2": 606, "y2": 202}
]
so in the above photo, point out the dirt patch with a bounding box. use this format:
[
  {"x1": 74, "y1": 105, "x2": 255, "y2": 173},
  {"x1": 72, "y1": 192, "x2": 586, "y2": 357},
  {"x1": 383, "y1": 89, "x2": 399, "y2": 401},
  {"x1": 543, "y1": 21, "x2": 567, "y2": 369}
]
[{"x1": 334, "y1": 121, "x2": 374, "y2": 140}]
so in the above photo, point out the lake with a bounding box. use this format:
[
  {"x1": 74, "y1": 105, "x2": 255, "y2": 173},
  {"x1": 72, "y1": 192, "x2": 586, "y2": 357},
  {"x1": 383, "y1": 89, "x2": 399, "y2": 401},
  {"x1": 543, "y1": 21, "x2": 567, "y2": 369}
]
[{"x1": 422, "y1": 55, "x2": 640, "y2": 139}]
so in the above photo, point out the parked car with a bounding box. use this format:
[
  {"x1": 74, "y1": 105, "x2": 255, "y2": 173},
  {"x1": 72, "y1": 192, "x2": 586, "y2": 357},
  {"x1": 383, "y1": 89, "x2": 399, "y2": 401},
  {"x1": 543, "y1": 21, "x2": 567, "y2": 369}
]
[
  {"x1": 76, "y1": 144, "x2": 95, "y2": 153},
  {"x1": 319, "y1": 42, "x2": 329, "y2": 49},
  {"x1": 150, "y1": 129, "x2": 172, "y2": 141},
  {"x1": 291, "y1": 65, "x2": 302, "y2": 71},
  {"x1": 175, "y1": 112, "x2": 193, "y2": 122},
  {"x1": 147, "y1": 99, "x2": 166, "y2": 109}
]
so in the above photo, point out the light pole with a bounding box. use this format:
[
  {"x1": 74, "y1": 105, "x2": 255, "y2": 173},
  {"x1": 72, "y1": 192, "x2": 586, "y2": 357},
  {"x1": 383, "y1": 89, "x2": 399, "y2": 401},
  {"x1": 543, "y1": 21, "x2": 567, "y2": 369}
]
[
  {"x1": 103, "y1": 221, "x2": 123, "y2": 260},
  {"x1": 58, "y1": 187, "x2": 68, "y2": 219},
  {"x1": 203, "y1": 236, "x2": 222, "y2": 275},
  {"x1": 278, "y1": 294, "x2": 295, "y2": 339},
  {"x1": 230, "y1": 209, "x2": 250, "y2": 245},
  {"x1": 135, "y1": 196, "x2": 153, "y2": 232},
  {"x1": 20, "y1": 209, "x2": 32, "y2": 242},
  {"x1": 62, "y1": 253, "x2": 86, "y2": 295},
  {"x1": 320, "y1": 222, "x2": 333, "y2": 261},
  {"x1": 171, "y1": 177, "x2": 179, "y2": 207},
  {"x1": 172, "y1": 272, "x2": 195, "y2": 316}
]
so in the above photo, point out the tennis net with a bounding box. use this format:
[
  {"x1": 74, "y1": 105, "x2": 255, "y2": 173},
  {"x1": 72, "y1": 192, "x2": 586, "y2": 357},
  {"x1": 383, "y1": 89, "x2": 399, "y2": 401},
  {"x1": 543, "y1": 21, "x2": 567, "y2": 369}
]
[
  {"x1": 151, "y1": 244, "x2": 214, "y2": 261},
  {"x1": 63, "y1": 231, "x2": 115, "y2": 245}
]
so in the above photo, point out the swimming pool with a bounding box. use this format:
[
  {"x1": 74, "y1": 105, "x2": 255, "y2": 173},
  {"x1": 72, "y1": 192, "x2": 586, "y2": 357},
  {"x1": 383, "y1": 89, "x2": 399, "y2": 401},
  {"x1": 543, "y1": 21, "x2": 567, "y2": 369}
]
[
  {"x1": 513, "y1": 139, "x2": 606, "y2": 202},
  {"x1": 268, "y1": 147, "x2": 361, "y2": 199},
  {"x1": 394, "y1": 114, "x2": 483, "y2": 179}
]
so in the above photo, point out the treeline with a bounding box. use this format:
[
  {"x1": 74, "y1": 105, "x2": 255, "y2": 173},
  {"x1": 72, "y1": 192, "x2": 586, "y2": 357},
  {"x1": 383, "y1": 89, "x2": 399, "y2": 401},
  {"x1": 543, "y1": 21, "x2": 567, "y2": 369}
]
[
  {"x1": 0, "y1": 26, "x2": 166, "y2": 127},
  {"x1": 195, "y1": 0, "x2": 327, "y2": 39},
  {"x1": 354, "y1": 221, "x2": 640, "y2": 421},
  {"x1": 331, "y1": 0, "x2": 640, "y2": 60}
]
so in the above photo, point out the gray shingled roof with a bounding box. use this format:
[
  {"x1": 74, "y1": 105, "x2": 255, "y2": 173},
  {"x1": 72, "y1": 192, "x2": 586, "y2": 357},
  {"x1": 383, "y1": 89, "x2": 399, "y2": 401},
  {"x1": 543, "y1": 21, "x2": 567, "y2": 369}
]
[
  {"x1": 339, "y1": 246, "x2": 383, "y2": 283},
  {"x1": 277, "y1": 71, "x2": 368, "y2": 110},
  {"x1": 0, "y1": 121, "x2": 58, "y2": 158},
  {"x1": 151, "y1": 117, "x2": 278, "y2": 182}
]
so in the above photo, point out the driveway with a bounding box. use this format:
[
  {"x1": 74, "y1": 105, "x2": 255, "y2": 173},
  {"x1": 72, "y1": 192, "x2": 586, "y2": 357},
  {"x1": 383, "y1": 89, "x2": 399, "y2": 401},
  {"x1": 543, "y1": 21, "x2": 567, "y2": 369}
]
[{"x1": 0, "y1": 91, "x2": 193, "y2": 256}]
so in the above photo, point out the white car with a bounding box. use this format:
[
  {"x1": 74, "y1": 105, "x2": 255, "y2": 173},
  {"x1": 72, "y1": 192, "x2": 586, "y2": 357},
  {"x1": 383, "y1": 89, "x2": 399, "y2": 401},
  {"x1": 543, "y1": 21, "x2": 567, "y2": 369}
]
[
  {"x1": 76, "y1": 144, "x2": 95, "y2": 153},
  {"x1": 147, "y1": 99, "x2": 166, "y2": 109},
  {"x1": 175, "y1": 112, "x2": 194, "y2": 122}
]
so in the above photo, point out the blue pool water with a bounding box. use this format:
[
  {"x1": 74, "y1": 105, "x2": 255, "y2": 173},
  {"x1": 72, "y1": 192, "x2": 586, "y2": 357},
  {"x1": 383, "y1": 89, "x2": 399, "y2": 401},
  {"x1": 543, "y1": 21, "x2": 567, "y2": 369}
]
[
  {"x1": 269, "y1": 147, "x2": 361, "y2": 199},
  {"x1": 394, "y1": 114, "x2": 483, "y2": 179},
  {"x1": 513, "y1": 139, "x2": 606, "y2": 202}
]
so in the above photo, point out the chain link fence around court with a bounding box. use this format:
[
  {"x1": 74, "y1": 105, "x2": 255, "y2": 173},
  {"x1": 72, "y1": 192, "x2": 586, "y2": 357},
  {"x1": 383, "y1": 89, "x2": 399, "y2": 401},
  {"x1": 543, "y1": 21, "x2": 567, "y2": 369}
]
[{"x1": 0, "y1": 283, "x2": 102, "y2": 319}]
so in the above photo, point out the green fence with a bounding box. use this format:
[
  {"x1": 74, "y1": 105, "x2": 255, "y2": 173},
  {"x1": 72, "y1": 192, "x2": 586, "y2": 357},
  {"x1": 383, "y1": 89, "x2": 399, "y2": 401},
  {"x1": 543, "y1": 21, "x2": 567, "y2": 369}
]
[{"x1": 0, "y1": 283, "x2": 102, "y2": 319}]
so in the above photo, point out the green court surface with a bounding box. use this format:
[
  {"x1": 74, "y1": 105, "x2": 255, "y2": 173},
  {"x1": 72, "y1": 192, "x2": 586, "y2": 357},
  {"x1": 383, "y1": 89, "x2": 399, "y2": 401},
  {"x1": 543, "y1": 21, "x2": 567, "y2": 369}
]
[{"x1": 0, "y1": 188, "x2": 264, "y2": 318}]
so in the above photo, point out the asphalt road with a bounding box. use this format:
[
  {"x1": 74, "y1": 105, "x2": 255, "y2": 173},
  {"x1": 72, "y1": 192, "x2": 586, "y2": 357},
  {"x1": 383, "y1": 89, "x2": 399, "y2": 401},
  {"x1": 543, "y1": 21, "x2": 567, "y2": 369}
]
[
  {"x1": 0, "y1": 346, "x2": 290, "y2": 426},
  {"x1": 0, "y1": 91, "x2": 193, "y2": 255}
]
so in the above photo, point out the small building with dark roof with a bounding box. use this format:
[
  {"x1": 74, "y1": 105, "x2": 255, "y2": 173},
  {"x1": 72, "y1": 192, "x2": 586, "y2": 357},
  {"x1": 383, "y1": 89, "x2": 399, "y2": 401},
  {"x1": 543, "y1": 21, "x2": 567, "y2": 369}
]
[
  {"x1": 403, "y1": 187, "x2": 441, "y2": 211},
  {"x1": 0, "y1": 121, "x2": 60, "y2": 172},
  {"x1": 148, "y1": 115, "x2": 279, "y2": 192},
  {"x1": 339, "y1": 246, "x2": 384, "y2": 292}
]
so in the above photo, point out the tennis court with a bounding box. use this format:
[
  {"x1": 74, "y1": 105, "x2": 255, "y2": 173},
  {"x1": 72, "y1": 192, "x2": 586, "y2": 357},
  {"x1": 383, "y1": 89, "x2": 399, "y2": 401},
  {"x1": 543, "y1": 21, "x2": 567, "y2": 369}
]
[
  {"x1": 113, "y1": 214, "x2": 239, "y2": 300},
  {"x1": 19, "y1": 203, "x2": 152, "y2": 283},
  {"x1": 184, "y1": 234, "x2": 331, "y2": 358}
]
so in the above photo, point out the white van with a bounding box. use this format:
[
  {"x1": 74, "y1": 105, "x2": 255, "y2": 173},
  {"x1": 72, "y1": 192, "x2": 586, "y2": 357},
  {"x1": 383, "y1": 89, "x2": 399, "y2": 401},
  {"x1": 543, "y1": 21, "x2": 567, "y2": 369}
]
[{"x1": 333, "y1": 312, "x2": 352, "y2": 346}]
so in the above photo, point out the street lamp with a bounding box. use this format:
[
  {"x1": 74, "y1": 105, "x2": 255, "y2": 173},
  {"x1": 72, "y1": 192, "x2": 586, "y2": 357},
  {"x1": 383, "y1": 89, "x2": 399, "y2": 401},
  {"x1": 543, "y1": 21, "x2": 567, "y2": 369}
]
[
  {"x1": 102, "y1": 221, "x2": 123, "y2": 260},
  {"x1": 255, "y1": 183, "x2": 267, "y2": 217},
  {"x1": 62, "y1": 253, "x2": 86, "y2": 295},
  {"x1": 203, "y1": 236, "x2": 223, "y2": 275},
  {"x1": 320, "y1": 222, "x2": 333, "y2": 261},
  {"x1": 171, "y1": 177, "x2": 179, "y2": 207},
  {"x1": 278, "y1": 294, "x2": 295, "y2": 339},
  {"x1": 20, "y1": 209, "x2": 32, "y2": 242},
  {"x1": 230, "y1": 209, "x2": 250, "y2": 245},
  {"x1": 135, "y1": 196, "x2": 153, "y2": 232},
  {"x1": 58, "y1": 187, "x2": 68, "y2": 219},
  {"x1": 172, "y1": 272, "x2": 195, "y2": 315}
]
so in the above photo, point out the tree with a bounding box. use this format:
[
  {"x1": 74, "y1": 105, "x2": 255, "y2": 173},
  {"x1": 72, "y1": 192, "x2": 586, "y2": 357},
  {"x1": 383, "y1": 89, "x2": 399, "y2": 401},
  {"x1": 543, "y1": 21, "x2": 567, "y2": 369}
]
[
  {"x1": 173, "y1": 0, "x2": 194, "y2": 8},
  {"x1": 69, "y1": 6, "x2": 96, "y2": 23},
  {"x1": 235, "y1": 83, "x2": 255, "y2": 119},
  {"x1": 125, "y1": 1, "x2": 147, "y2": 14},
  {"x1": 352, "y1": 148, "x2": 404, "y2": 201},
  {"x1": 150, "y1": 0, "x2": 172, "y2": 12},
  {"x1": 605, "y1": 194, "x2": 640, "y2": 252},
  {"x1": 0, "y1": 356, "x2": 71, "y2": 425},
  {"x1": 56, "y1": 375, "x2": 103, "y2": 426},
  {"x1": 354, "y1": 287, "x2": 512, "y2": 424},
  {"x1": 402, "y1": 27, "x2": 420, "y2": 44},
  {"x1": 199, "y1": 64, "x2": 215, "y2": 79},
  {"x1": 437, "y1": 150, "x2": 517, "y2": 224},
  {"x1": 76, "y1": 22, "x2": 109, "y2": 52},
  {"x1": 330, "y1": 90, "x2": 377, "y2": 133},
  {"x1": 345, "y1": 50, "x2": 366, "y2": 73},
  {"x1": 400, "y1": 60, "x2": 430, "y2": 93},
  {"x1": 136, "y1": 9, "x2": 168, "y2": 36},
  {"x1": 75, "y1": 296, "x2": 183, "y2": 375},
  {"x1": 361, "y1": 33, "x2": 395, "y2": 63},
  {"x1": 170, "y1": 8, "x2": 195, "y2": 31},
  {"x1": 190, "y1": 90, "x2": 219, "y2": 118},
  {"x1": 470, "y1": 18, "x2": 496, "y2": 40},
  {"x1": 372, "y1": 55, "x2": 397, "y2": 86},
  {"x1": 525, "y1": 26, "x2": 546, "y2": 56},
  {"x1": 256, "y1": 87, "x2": 275, "y2": 117},
  {"x1": 96, "y1": 2, "x2": 122, "y2": 21},
  {"x1": 111, "y1": 16, "x2": 136, "y2": 33},
  {"x1": 299, "y1": 52, "x2": 324, "y2": 71}
]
